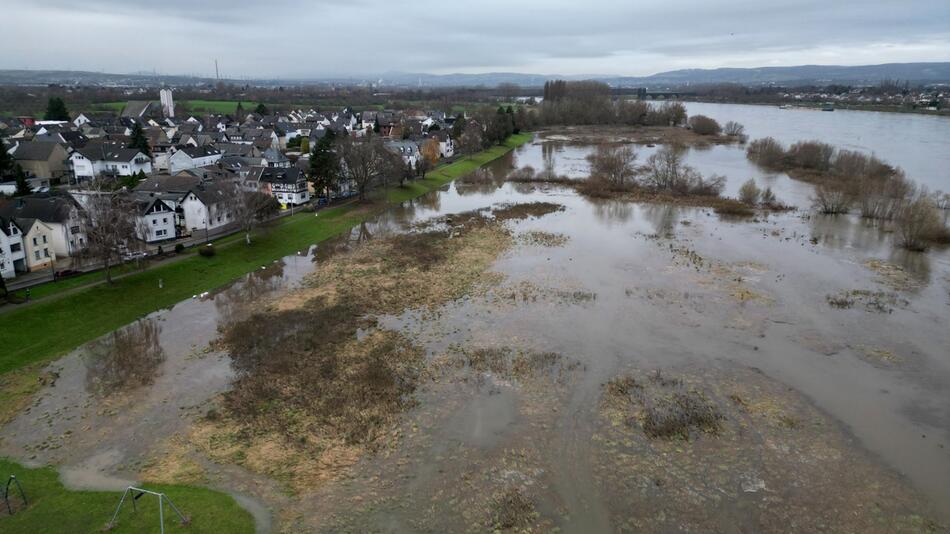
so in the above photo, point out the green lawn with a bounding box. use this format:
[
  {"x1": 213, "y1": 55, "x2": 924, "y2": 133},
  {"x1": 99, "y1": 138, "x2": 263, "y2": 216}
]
[
  {"x1": 0, "y1": 459, "x2": 254, "y2": 534},
  {"x1": 0, "y1": 133, "x2": 532, "y2": 377}
]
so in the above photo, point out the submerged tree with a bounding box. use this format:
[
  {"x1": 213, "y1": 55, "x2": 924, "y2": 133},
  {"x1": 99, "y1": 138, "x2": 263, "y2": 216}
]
[{"x1": 587, "y1": 144, "x2": 638, "y2": 187}]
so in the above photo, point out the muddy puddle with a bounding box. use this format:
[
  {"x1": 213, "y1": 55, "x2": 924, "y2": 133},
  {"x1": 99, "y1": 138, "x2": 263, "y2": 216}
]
[{"x1": 2, "y1": 133, "x2": 949, "y2": 533}]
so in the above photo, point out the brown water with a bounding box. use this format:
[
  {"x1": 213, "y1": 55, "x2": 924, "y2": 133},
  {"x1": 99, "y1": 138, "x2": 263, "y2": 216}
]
[{"x1": 1, "y1": 132, "x2": 949, "y2": 532}]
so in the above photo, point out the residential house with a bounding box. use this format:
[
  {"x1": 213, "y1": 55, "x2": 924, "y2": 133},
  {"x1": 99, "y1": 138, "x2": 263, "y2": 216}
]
[
  {"x1": 385, "y1": 140, "x2": 421, "y2": 167},
  {"x1": 71, "y1": 144, "x2": 152, "y2": 181},
  {"x1": 0, "y1": 193, "x2": 87, "y2": 259},
  {"x1": 0, "y1": 217, "x2": 26, "y2": 278},
  {"x1": 16, "y1": 218, "x2": 55, "y2": 272},
  {"x1": 9, "y1": 141, "x2": 71, "y2": 183},
  {"x1": 168, "y1": 145, "x2": 222, "y2": 174},
  {"x1": 134, "y1": 174, "x2": 234, "y2": 237},
  {"x1": 130, "y1": 193, "x2": 177, "y2": 242},
  {"x1": 426, "y1": 130, "x2": 455, "y2": 158},
  {"x1": 262, "y1": 147, "x2": 291, "y2": 168},
  {"x1": 248, "y1": 166, "x2": 310, "y2": 206}
]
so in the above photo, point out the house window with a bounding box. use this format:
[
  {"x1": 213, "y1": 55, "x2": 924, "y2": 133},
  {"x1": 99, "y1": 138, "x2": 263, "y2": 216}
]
[
  {"x1": 11, "y1": 243, "x2": 21, "y2": 252},
  {"x1": 152, "y1": 219, "x2": 157, "y2": 225},
  {"x1": 42, "y1": 235, "x2": 47, "y2": 244},
  {"x1": 34, "y1": 251, "x2": 40, "y2": 260},
  {"x1": 43, "y1": 248, "x2": 49, "y2": 258},
  {"x1": 163, "y1": 217, "x2": 168, "y2": 224},
  {"x1": 32, "y1": 237, "x2": 38, "y2": 246},
  {"x1": 156, "y1": 229, "x2": 166, "y2": 237}
]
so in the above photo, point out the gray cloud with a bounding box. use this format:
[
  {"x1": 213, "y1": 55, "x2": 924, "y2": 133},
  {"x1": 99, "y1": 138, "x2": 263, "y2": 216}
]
[{"x1": 3, "y1": 0, "x2": 948, "y2": 78}]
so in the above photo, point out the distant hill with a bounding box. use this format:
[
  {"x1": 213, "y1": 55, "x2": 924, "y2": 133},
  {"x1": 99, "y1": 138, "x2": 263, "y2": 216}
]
[
  {"x1": 1, "y1": 62, "x2": 948, "y2": 89},
  {"x1": 380, "y1": 63, "x2": 950, "y2": 88}
]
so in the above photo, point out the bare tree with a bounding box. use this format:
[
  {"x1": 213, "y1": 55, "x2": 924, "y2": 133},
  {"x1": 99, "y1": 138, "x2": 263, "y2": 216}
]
[
  {"x1": 460, "y1": 121, "x2": 483, "y2": 156},
  {"x1": 643, "y1": 146, "x2": 724, "y2": 196},
  {"x1": 723, "y1": 121, "x2": 745, "y2": 137},
  {"x1": 225, "y1": 182, "x2": 280, "y2": 245},
  {"x1": 586, "y1": 144, "x2": 638, "y2": 187},
  {"x1": 338, "y1": 137, "x2": 390, "y2": 201},
  {"x1": 77, "y1": 183, "x2": 144, "y2": 284}
]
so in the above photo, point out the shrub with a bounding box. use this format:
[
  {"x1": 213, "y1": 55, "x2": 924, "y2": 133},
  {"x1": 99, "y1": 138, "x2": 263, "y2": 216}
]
[
  {"x1": 738, "y1": 179, "x2": 762, "y2": 205},
  {"x1": 813, "y1": 183, "x2": 852, "y2": 214},
  {"x1": 199, "y1": 244, "x2": 216, "y2": 257},
  {"x1": 723, "y1": 121, "x2": 745, "y2": 137},
  {"x1": 746, "y1": 137, "x2": 786, "y2": 169},
  {"x1": 896, "y1": 194, "x2": 941, "y2": 251},
  {"x1": 642, "y1": 146, "x2": 724, "y2": 197},
  {"x1": 586, "y1": 144, "x2": 638, "y2": 186},
  {"x1": 761, "y1": 186, "x2": 777, "y2": 206},
  {"x1": 174, "y1": 243, "x2": 185, "y2": 253},
  {"x1": 687, "y1": 114, "x2": 721, "y2": 135},
  {"x1": 787, "y1": 140, "x2": 835, "y2": 171}
]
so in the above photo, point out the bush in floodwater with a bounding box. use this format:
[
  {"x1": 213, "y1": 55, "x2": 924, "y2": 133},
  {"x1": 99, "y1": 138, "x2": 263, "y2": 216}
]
[
  {"x1": 896, "y1": 194, "x2": 942, "y2": 251},
  {"x1": 687, "y1": 114, "x2": 722, "y2": 135},
  {"x1": 813, "y1": 183, "x2": 852, "y2": 214},
  {"x1": 738, "y1": 179, "x2": 762, "y2": 205},
  {"x1": 199, "y1": 244, "x2": 216, "y2": 257},
  {"x1": 723, "y1": 120, "x2": 745, "y2": 137},
  {"x1": 587, "y1": 143, "x2": 639, "y2": 187},
  {"x1": 642, "y1": 146, "x2": 725, "y2": 197},
  {"x1": 761, "y1": 186, "x2": 777, "y2": 206},
  {"x1": 642, "y1": 390, "x2": 724, "y2": 440},
  {"x1": 746, "y1": 137, "x2": 786, "y2": 170},
  {"x1": 786, "y1": 140, "x2": 835, "y2": 172}
]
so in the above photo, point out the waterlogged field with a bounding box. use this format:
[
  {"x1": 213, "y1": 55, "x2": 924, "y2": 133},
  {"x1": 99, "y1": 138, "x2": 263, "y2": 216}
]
[{"x1": 2, "y1": 122, "x2": 950, "y2": 532}]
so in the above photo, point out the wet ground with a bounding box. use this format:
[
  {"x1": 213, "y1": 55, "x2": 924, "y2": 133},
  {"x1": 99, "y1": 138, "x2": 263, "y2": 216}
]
[{"x1": 1, "y1": 133, "x2": 949, "y2": 532}]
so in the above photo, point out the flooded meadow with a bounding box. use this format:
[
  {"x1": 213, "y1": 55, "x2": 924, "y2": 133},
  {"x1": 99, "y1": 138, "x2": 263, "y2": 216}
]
[{"x1": 2, "y1": 119, "x2": 949, "y2": 532}]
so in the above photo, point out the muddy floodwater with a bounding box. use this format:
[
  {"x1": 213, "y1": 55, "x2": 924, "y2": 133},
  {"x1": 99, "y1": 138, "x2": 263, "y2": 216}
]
[{"x1": 2, "y1": 125, "x2": 949, "y2": 532}]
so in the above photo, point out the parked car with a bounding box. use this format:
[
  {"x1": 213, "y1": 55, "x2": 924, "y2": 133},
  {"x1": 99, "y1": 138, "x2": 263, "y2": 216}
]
[{"x1": 121, "y1": 251, "x2": 149, "y2": 262}]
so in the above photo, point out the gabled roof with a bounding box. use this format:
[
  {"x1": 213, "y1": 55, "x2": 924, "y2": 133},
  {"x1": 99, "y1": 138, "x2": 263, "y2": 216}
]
[
  {"x1": 0, "y1": 216, "x2": 23, "y2": 238},
  {"x1": 10, "y1": 141, "x2": 65, "y2": 162},
  {"x1": 74, "y1": 144, "x2": 146, "y2": 163},
  {"x1": 0, "y1": 193, "x2": 79, "y2": 224},
  {"x1": 175, "y1": 145, "x2": 221, "y2": 159},
  {"x1": 249, "y1": 166, "x2": 304, "y2": 185}
]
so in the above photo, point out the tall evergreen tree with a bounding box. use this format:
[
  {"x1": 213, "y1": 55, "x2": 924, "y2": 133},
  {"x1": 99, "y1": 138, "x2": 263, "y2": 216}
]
[
  {"x1": 235, "y1": 101, "x2": 245, "y2": 120},
  {"x1": 14, "y1": 165, "x2": 32, "y2": 197},
  {"x1": 0, "y1": 138, "x2": 14, "y2": 179},
  {"x1": 44, "y1": 97, "x2": 70, "y2": 121},
  {"x1": 308, "y1": 130, "x2": 340, "y2": 199},
  {"x1": 255, "y1": 103, "x2": 269, "y2": 115},
  {"x1": 128, "y1": 122, "x2": 151, "y2": 157}
]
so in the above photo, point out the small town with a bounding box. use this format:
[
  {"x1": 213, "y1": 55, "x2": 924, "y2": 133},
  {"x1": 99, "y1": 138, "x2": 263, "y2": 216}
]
[{"x1": 0, "y1": 90, "x2": 486, "y2": 290}]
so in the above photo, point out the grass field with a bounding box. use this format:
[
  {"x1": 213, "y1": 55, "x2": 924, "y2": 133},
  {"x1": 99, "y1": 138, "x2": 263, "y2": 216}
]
[
  {"x1": 0, "y1": 459, "x2": 254, "y2": 534},
  {"x1": 94, "y1": 100, "x2": 263, "y2": 114},
  {"x1": 0, "y1": 133, "x2": 532, "y2": 378}
]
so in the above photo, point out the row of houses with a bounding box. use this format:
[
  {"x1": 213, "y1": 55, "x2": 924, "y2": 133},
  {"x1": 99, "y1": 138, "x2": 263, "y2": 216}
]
[{"x1": 2, "y1": 94, "x2": 464, "y2": 281}]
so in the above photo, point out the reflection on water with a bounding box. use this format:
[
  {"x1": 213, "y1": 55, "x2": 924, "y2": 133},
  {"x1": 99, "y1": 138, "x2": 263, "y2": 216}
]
[{"x1": 83, "y1": 319, "x2": 166, "y2": 396}]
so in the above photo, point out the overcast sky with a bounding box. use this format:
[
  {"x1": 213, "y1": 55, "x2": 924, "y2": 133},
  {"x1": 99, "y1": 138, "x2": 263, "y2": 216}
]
[{"x1": 4, "y1": 0, "x2": 949, "y2": 78}]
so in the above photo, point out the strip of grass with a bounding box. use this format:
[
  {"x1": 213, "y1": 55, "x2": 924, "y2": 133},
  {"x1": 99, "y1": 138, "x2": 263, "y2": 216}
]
[
  {"x1": 0, "y1": 133, "x2": 531, "y2": 376},
  {"x1": 0, "y1": 459, "x2": 254, "y2": 534}
]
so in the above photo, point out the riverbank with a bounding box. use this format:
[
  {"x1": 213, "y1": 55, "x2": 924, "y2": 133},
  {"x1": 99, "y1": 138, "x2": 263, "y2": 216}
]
[
  {"x1": 0, "y1": 133, "x2": 532, "y2": 400},
  {"x1": 683, "y1": 98, "x2": 950, "y2": 117}
]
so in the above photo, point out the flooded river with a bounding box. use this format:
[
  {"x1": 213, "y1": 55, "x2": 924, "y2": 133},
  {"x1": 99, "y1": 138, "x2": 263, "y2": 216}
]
[{"x1": 1, "y1": 119, "x2": 949, "y2": 532}]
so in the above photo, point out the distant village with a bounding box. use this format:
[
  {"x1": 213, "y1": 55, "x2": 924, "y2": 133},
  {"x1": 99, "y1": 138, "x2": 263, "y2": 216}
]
[{"x1": 0, "y1": 89, "x2": 465, "y2": 284}]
